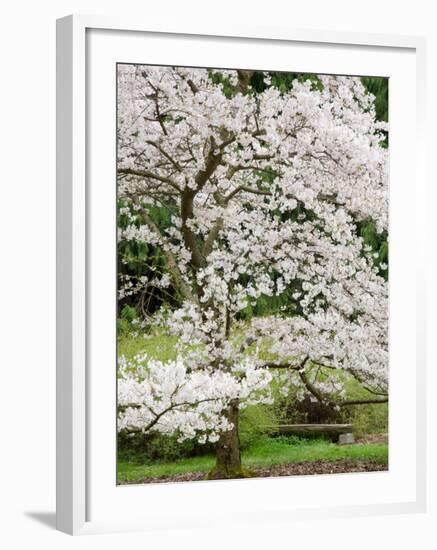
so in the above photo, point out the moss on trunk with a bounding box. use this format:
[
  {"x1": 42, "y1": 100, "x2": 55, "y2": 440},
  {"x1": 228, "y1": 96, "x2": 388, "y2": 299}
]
[
  {"x1": 207, "y1": 399, "x2": 254, "y2": 480},
  {"x1": 206, "y1": 464, "x2": 254, "y2": 480}
]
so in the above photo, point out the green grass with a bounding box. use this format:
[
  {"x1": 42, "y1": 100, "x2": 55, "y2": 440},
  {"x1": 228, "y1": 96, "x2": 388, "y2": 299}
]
[
  {"x1": 118, "y1": 331, "x2": 178, "y2": 362},
  {"x1": 117, "y1": 437, "x2": 388, "y2": 483}
]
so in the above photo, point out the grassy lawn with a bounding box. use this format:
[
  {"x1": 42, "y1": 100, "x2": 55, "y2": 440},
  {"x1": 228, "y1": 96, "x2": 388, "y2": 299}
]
[
  {"x1": 117, "y1": 437, "x2": 388, "y2": 483},
  {"x1": 118, "y1": 331, "x2": 179, "y2": 362}
]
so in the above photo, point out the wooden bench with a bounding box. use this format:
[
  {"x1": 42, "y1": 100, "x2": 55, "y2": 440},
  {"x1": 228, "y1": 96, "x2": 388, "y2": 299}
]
[{"x1": 265, "y1": 423, "x2": 354, "y2": 444}]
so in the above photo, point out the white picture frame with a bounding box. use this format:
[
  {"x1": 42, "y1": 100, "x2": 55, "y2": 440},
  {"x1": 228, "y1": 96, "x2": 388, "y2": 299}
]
[{"x1": 56, "y1": 14, "x2": 427, "y2": 535}]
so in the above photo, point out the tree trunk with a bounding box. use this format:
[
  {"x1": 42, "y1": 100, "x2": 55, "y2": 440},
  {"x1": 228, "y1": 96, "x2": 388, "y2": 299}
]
[{"x1": 206, "y1": 400, "x2": 253, "y2": 480}]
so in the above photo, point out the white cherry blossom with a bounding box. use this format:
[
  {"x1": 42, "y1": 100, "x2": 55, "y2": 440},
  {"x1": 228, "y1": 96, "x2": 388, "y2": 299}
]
[{"x1": 117, "y1": 66, "x2": 388, "y2": 445}]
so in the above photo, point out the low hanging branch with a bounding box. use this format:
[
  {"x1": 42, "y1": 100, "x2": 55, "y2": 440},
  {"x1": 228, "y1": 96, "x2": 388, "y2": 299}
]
[
  {"x1": 299, "y1": 370, "x2": 388, "y2": 408},
  {"x1": 119, "y1": 396, "x2": 221, "y2": 434}
]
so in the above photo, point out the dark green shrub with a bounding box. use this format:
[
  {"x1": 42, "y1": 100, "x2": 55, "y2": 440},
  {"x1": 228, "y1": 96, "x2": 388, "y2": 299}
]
[
  {"x1": 118, "y1": 431, "x2": 214, "y2": 463},
  {"x1": 239, "y1": 405, "x2": 278, "y2": 450}
]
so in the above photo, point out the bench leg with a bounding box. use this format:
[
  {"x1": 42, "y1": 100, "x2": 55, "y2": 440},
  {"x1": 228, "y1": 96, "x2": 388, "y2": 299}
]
[{"x1": 338, "y1": 432, "x2": 355, "y2": 444}]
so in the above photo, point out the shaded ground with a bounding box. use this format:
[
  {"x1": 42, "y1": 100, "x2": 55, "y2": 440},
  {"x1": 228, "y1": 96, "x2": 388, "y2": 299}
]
[{"x1": 119, "y1": 459, "x2": 388, "y2": 485}]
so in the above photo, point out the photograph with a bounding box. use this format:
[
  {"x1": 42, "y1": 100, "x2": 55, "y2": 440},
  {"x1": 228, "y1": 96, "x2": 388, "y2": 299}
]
[{"x1": 116, "y1": 64, "x2": 389, "y2": 485}]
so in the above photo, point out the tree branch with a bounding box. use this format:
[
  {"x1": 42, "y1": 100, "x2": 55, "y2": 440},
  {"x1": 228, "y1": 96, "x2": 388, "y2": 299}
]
[
  {"x1": 118, "y1": 167, "x2": 182, "y2": 192},
  {"x1": 145, "y1": 140, "x2": 182, "y2": 172},
  {"x1": 203, "y1": 216, "x2": 223, "y2": 258},
  {"x1": 225, "y1": 185, "x2": 272, "y2": 203},
  {"x1": 299, "y1": 370, "x2": 388, "y2": 407},
  {"x1": 180, "y1": 140, "x2": 224, "y2": 269},
  {"x1": 339, "y1": 397, "x2": 388, "y2": 407},
  {"x1": 120, "y1": 396, "x2": 221, "y2": 434},
  {"x1": 236, "y1": 70, "x2": 255, "y2": 93},
  {"x1": 263, "y1": 356, "x2": 309, "y2": 371}
]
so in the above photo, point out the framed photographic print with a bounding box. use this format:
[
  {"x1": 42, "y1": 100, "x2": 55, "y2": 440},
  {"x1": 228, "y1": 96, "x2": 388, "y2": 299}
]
[{"x1": 56, "y1": 15, "x2": 427, "y2": 535}]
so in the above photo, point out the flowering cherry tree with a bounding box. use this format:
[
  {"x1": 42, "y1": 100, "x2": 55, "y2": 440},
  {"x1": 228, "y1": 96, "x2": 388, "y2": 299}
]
[{"x1": 117, "y1": 65, "x2": 388, "y2": 478}]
